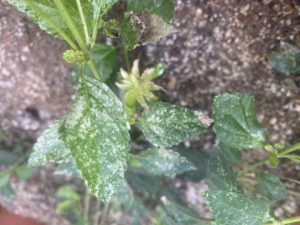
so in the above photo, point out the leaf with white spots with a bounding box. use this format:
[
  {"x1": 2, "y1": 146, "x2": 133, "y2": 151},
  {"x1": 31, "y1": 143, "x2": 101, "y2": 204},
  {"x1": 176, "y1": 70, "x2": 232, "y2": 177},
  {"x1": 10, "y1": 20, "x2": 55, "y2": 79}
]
[
  {"x1": 205, "y1": 191, "x2": 271, "y2": 225},
  {"x1": 138, "y1": 102, "x2": 212, "y2": 147},
  {"x1": 256, "y1": 172, "x2": 288, "y2": 202},
  {"x1": 28, "y1": 121, "x2": 72, "y2": 167},
  {"x1": 207, "y1": 146, "x2": 242, "y2": 193},
  {"x1": 59, "y1": 76, "x2": 130, "y2": 202},
  {"x1": 8, "y1": 0, "x2": 119, "y2": 40},
  {"x1": 130, "y1": 148, "x2": 195, "y2": 177},
  {"x1": 213, "y1": 93, "x2": 266, "y2": 149}
]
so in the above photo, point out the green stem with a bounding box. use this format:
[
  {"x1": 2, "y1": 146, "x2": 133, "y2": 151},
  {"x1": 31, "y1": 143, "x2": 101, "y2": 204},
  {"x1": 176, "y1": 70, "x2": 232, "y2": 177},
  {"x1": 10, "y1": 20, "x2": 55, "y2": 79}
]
[
  {"x1": 52, "y1": 0, "x2": 102, "y2": 80},
  {"x1": 265, "y1": 216, "x2": 300, "y2": 225},
  {"x1": 52, "y1": 0, "x2": 88, "y2": 53},
  {"x1": 0, "y1": 150, "x2": 31, "y2": 176},
  {"x1": 75, "y1": 0, "x2": 90, "y2": 46},
  {"x1": 24, "y1": 0, "x2": 78, "y2": 50},
  {"x1": 279, "y1": 142, "x2": 300, "y2": 156},
  {"x1": 123, "y1": 44, "x2": 130, "y2": 71},
  {"x1": 91, "y1": 1, "x2": 104, "y2": 47},
  {"x1": 238, "y1": 158, "x2": 269, "y2": 176}
]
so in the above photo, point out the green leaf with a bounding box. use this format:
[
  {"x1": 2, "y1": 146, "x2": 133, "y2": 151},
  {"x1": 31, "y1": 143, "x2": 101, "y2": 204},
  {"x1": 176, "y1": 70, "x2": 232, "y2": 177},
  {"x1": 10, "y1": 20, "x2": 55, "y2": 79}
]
[
  {"x1": 205, "y1": 191, "x2": 271, "y2": 225},
  {"x1": 121, "y1": 14, "x2": 139, "y2": 50},
  {"x1": 207, "y1": 146, "x2": 243, "y2": 193},
  {"x1": 0, "y1": 150, "x2": 18, "y2": 165},
  {"x1": 138, "y1": 102, "x2": 212, "y2": 148},
  {"x1": 130, "y1": 148, "x2": 195, "y2": 177},
  {"x1": 126, "y1": 0, "x2": 175, "y2": 22},
  {"x1": 15, "y1": 165, "x2": 33, "y2": 181},
  {"x1": 8, "y1": 0, "x2": 118, "y2": 40},
  {"x1": 126, "y1": 167, "x2": 164, "y2": 195},
  {"x1": 220, "y1": 144, "x2": 242, "y2": 166},
  {"x1": 0, "y1": 174, "x2": 10, "y2": 187},
  {"x1": 158, "y1": 200, "x2": 207, "y2": 225},
  {"x1": 85, "y1": 44, "x2": 117, "y2": 81},
  {"x1": 28, "y1": 121, "x2": 72, "y2": 167},
  {"x1": 0, "y1": 183, "x2": 16, "y2": 201},
  {"x1": 60, "y1": 76, "x2": 130, "y2": 202},
  {"x1": 256, "y1": 172, "x2": 288, "y2": 202},
  {"x1": 54, "y1": 161, "x2": 80, "y2": 178},
  {"x1": 269, "y1": 49, "x2": 300, "y2": 74},
  {"x1": 175, "y1": 146, "x2": 208, "y2": 182},
  {"x1": 57, "y1": 185, "x2": 81, "y2": 202},
  {"x1": 213, "y1": 93, "x2": 266, "y2": 149}
]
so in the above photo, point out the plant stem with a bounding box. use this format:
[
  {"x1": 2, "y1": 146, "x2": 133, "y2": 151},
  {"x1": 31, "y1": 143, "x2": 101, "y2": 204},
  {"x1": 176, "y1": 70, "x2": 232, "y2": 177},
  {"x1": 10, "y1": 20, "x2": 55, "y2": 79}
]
[
  {"x1": 91, "y1": 1, "x2": 104, "y2": 47},
  {"x1": 75, "y1": 0, "x2": 90, "y2": 46},
  {"x1": 123, "y1": 44, "x2": 130, "y2": 71},
  {"x1": 52, "y1": 0, "x2": 87, "y2": 53},
  {"x1": 89, "y1": 60, "x2": 101, "y2": 80},
  {"x1": 279, "y1": 142, "x2": 300, "y2": 156},
  {"x1": 265, "y1": 216, "x2": 300, "y2": 225},
  {"x1": 52, "y1": 0, "x2": 102, "y2": 80},
  {"x1": 238, "y1": 158, "x2": 269, "y2": 176},
  {"x1": 24, "y1": 0, "x2": 78, "y2": 50},
  {"x1": 0, "y1": 150, "x2": 31, "y2": 176}
]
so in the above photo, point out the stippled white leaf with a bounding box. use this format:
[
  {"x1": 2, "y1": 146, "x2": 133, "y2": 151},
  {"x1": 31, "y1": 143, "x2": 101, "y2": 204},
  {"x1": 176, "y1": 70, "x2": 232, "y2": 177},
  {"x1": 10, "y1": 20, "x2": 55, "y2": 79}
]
[
  {"x1": 138, "y1": 102, "x2": 212, "y2": 147},
  {"x1": 28, "y1": 122, "x2": 72, "y2": 167},
  {"x1": 130, "y1": 148, "x2": 195, "y2": 177},
  {"x1": 205, "y1": 191, "x2": 271, "y2": 225},
  {"x1": 60, "y1": 75, "x2": 130, "y2": 202}
]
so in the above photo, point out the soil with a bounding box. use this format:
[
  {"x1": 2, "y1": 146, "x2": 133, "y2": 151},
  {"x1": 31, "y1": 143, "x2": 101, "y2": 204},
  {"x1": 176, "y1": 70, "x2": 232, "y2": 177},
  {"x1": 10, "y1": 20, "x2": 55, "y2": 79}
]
[{"x1": 0, "y1": 0, "x2": 300, "y2": 224}]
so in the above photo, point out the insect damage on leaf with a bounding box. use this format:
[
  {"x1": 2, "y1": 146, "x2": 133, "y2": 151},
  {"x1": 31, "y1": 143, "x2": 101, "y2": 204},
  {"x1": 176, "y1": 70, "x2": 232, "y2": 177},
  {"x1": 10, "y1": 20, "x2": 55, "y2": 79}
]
[{"x1": 131, "y1": 12, "x2": 177, "y2": 45}]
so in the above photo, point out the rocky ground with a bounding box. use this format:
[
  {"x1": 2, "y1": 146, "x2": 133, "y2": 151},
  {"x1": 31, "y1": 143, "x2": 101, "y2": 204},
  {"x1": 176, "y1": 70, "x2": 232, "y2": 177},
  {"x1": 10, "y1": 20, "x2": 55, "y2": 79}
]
[{"x1": 0, "y1": 0, "x2": 300, "y2": 224}]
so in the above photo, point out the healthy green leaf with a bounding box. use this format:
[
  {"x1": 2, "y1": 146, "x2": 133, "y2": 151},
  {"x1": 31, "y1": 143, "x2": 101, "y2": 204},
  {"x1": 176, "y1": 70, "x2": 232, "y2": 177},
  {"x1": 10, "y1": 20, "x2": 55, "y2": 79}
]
[
  {"x1": 207, "y1": 146, "x2": 243, "y2": 193},
  {"x1": 121, "y1": 14, "x2": 139, "y2": 50},
  {"x1": 15, "y1": 165, "x2": 33, "y2": 181},
  {"x1": 213, "y1": 93, "x2": 266, "y2": 149},
  {"x1": 269, "y1": 49, "x2": 300, "y2": 74},
  {"x1": 0, "y1": 174, "x2": 10, "y2": 187},
  {"x1": 175, "y1": 146, "x2": 208, "y2": 182},
  {"x1": 205, "y1": 191, "x2": 271, "y2": 225},
  {"x1": 158, "y1": 199, "x2": 207, "y2": 225},
  {"x1": 256, "y1": 172, "x2": 288, "y2": 202},
  {"x1": 126, "y1": 167, "x2": 164, "y2": 195},
  {"x1": 0, "y1": 150, "x2": 18, "y2": 165},
  {"x1": 220, "y1": 144, "x2": 242, "y2": 166},
  {"x1": 126, "y1": 0, "x2": 175, "y2": 22},
  {"x1": 85, "y1": 44, "x2": 117, "y2": 81},
  {"x1": 0, "y1": 183, "x2": 16, "y2": 201},
  {"x1": 138, "y1": 102, "x2": 212, "y2": 148},
  {"x1": 60, "y1": 75, "x2": 130, "y2": 202},
  {"x1": 130, "y1": 148, "x2": 195, "y2": 177},
  {"x1": 28, "y1": 121, "x2": 72, "y2": 167}
]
